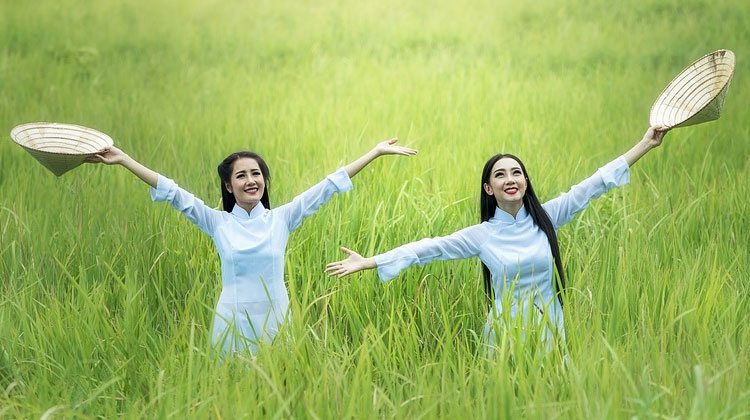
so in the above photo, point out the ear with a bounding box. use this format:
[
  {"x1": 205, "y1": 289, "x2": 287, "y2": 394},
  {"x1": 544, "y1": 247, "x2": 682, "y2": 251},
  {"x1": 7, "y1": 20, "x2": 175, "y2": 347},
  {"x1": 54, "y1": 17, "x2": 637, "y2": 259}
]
[
  {"x1": 483, "y1": 183, "x2": 493, "y2": 196},
  {"x1": 225, "y1": 183, "x2": 233, "y2": 194}
]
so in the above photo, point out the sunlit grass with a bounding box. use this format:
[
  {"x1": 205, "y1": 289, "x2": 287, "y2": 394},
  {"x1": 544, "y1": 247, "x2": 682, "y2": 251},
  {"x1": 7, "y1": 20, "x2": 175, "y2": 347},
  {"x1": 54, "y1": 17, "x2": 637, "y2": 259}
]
[{"x1": 1, "y1": 0, "x2": 749, "y2": 417}]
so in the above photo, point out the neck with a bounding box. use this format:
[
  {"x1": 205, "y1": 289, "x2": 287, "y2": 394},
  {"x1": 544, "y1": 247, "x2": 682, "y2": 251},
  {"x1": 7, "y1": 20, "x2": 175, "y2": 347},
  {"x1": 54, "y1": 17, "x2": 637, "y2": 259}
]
[{"x1": 497, "y1": 201, "x2": 523, "y2": 217}]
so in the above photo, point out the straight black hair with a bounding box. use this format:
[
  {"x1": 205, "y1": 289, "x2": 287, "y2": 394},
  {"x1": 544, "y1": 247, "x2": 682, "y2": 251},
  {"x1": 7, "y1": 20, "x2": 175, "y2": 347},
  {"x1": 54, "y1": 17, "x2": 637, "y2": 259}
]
[
  {"x1": 479, "y1": 154, "x2": 566, "y2": 309},
  {"x1": 217, "y1": 151, "x2": 271, "y2": 212}
]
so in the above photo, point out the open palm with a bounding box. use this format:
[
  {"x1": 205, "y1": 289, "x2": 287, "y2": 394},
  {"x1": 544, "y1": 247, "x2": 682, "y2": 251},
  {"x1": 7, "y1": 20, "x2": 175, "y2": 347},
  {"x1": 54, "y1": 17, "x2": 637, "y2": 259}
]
[
  {"x1": 374, "y1": 138, "x2": 418, "y2": 157},
  {"x1": 325, "y1": 247, "x2": 374, "y2": 278}
]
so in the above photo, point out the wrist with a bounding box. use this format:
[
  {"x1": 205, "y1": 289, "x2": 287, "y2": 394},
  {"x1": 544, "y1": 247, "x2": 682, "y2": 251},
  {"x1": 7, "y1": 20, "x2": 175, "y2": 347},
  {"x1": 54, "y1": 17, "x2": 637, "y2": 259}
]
[
  {"x1": 636, "y1": 137, "x2": 652, "y2": 150},
  {"x1": 120, "y1": 154, "x2": 134, "y2": 166}
]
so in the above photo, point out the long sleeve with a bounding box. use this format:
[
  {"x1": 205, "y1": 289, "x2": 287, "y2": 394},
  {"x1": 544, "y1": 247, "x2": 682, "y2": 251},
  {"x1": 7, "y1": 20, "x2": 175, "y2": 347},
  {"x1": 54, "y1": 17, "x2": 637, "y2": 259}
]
[
  {"x1": 276, "y1": 168, "x2": 353, "y2": 232},
  {"x1": 373, "y1": 224, "x2": 488, "y2": 282},
  {"x1": 542, "y1": 156, "x2": 630, "y2": 229},
  {"x1": 150, "y1": 175, "x2": 221, "y2": 236}
]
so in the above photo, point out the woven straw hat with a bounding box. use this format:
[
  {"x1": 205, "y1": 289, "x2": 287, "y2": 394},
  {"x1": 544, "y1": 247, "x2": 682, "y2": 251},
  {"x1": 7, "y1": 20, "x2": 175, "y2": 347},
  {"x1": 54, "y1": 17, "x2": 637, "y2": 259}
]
[
  {"x1": 10, "y1": 122, "x2": 113, "y2": 176},
  {"x1": 650, "y1": 49, "x2": 735, "y2": 129}
]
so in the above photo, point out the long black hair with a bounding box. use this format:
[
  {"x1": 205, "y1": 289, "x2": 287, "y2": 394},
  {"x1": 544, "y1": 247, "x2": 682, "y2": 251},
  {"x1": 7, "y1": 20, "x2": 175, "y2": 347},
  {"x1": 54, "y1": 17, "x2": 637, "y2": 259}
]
[
  {"x1": 217, "y1": 151, "x2": 271, "y2": 212},
  {"x1": 479, "y1": 154, "x2": 566, "y2": 308}
]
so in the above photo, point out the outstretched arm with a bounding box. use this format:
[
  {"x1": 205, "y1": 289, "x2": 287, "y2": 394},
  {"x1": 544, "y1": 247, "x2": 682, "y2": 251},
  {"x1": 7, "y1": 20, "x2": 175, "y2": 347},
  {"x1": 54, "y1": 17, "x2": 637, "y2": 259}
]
[
  {"x1": 623, "y1": 125, "x2": 669, "y2": 167},
  {"x1": 326, "y1": 224, "x2": 487, "y2": 281},
  {"x1": 343, "y1": 138, "x2": 417, "y2": 179},
  {"x1": 87, "y1": 146, "x2": 158, "y2": 187}
]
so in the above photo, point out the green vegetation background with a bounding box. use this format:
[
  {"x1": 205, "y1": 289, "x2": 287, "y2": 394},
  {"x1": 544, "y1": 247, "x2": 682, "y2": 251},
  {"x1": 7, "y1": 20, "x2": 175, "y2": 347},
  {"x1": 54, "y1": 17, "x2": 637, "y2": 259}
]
[{"x1": 1, "y1": 0, "x2": 748, "y2": 417}]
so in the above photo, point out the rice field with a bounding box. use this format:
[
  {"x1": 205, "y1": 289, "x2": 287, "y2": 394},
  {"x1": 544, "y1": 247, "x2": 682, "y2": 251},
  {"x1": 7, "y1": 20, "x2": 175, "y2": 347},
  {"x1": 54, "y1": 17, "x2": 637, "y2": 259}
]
[{"x1": 1, "y1": 0, "x2": 749, "y2": 417}]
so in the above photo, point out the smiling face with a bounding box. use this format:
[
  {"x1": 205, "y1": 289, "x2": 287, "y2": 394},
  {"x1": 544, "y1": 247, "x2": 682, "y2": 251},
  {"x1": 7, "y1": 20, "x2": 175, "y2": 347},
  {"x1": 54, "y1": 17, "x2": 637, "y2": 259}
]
[
  {"x1": 226, "y1": 157, "x2": 266, "y2": 212},
  {"x1": 483, "y1": 157, "x2": 528, "y2": 215}
]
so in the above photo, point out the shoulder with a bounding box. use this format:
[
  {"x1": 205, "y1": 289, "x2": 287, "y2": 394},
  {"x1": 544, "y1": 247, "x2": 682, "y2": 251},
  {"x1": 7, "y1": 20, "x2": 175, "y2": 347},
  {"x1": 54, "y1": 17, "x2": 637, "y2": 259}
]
[{"x1": 455, "y1": 223, "x2": 492, "y2": 246}]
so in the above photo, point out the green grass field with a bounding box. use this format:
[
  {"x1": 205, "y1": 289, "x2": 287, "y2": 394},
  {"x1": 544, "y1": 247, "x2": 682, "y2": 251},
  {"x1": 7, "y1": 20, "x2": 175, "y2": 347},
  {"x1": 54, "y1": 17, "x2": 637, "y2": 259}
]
[{"x1": 1, "y1": 0, "x2": 749, "y2": 417}]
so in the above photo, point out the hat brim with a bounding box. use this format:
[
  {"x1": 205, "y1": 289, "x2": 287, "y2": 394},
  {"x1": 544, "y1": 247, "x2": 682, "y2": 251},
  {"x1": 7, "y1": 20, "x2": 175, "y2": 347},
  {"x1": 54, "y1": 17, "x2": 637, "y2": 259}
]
[
  {"x1": 10, "y1": 122, "x2": 114, "y2": 176},
  {"x1": 649, "y1": 49, "x2": 735, "y2": 129}
]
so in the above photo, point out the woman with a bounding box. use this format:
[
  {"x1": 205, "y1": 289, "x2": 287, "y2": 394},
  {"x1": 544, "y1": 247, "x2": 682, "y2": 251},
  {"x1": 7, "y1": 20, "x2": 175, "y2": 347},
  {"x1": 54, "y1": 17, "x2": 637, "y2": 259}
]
[
  {"x1": 89, "y1": 138, "x2": 416, "y2": 354},
  {"x1": 326, "y1": 126, "x2": 668, "y2": 352}
]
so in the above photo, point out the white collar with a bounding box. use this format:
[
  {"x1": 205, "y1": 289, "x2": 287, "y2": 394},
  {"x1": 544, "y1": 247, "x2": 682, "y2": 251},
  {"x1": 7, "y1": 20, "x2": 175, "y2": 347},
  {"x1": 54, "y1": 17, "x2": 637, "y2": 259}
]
[
  {"x1": 231, "y1": 202, "x2": 266, "y2": 220},
  {"x1": 491, "y1": 205, "x2": 528, "y2": 223}
]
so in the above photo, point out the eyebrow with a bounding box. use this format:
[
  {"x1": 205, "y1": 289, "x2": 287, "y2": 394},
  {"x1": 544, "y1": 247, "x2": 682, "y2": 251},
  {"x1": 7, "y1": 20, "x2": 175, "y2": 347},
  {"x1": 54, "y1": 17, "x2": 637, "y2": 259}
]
[
  {"x1": 493, "y1": 167, "x2": 522, "y2": 174},
  {"x1": 233, "y1": 168, "x2": 260, "y2": 176}
]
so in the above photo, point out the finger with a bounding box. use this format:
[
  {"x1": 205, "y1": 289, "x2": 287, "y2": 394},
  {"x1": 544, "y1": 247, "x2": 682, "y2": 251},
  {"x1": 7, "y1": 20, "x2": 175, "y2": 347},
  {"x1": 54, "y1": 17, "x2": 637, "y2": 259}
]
[
  {"x1": 387, "y1": 137, "x2": 398, "y2": 145},
  {"x1": 391, "y1": 147, "x2": 414, "y2": 155},
  {"x1": 325, "y1": 262, "x2": 342, "y2": 270},
  {"x1": 340, "y1": 246, "x2": 355, "y2": 256},
  {"x1": 325, "y1": 266, "x2": 342, "y2": 276}
]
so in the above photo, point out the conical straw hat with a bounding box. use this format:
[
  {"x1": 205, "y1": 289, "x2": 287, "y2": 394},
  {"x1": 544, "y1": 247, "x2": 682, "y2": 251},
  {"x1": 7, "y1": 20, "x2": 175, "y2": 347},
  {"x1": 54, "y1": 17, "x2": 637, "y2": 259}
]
[
  {"x1": 649, "y1": 49, "x2": 735, "y2": 129},
  {"x1": 10, "y1": 122, "x2": 113, "y2": 176}
]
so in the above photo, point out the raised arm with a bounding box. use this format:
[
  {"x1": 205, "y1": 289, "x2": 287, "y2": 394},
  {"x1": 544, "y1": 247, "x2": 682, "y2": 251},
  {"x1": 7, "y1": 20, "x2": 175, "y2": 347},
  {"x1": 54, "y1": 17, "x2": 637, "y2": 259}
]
[
  {"x1": 279, "y1": 138, "x2": 417, "y2": 231},
  {"x1": 88, "y1": 146, "x2": 158, "y2": 187},
  {"x1": 88, "y1": 146, "x2": 220, "y2": 235},
  {"x1": 543, "y1": 125, "x2": 670, "y2": 228},
  {"x1": 343, "y1": 138, "x2": 417, "y2": 179},
  {"x1": 325, "y1": 224, "x2": 487, "y2": 281}
]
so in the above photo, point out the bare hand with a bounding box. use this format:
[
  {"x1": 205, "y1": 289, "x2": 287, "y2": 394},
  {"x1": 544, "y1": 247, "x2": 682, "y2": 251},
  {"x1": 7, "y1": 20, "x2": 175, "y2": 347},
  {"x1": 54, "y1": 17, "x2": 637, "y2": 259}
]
[
  {"x1": 641, "y1": 125, "x2": 669, "y2": 149},
  {"x1": 373, "y1": 138, "x2": 418, "y2": 157},
  {"x1": 85, "y1": 146, "x2": 128, "y2": 165},
  {"x1": 325, "y1": 247, "x2": 376, "y2": 278}
]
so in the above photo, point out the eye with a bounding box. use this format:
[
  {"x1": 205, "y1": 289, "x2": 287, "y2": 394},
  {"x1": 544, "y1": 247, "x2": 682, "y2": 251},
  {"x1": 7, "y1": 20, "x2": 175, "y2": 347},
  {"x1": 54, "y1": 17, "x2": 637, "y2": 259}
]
[{"x1": 513, "y1": 170, "x2": 522, "y2": 176}]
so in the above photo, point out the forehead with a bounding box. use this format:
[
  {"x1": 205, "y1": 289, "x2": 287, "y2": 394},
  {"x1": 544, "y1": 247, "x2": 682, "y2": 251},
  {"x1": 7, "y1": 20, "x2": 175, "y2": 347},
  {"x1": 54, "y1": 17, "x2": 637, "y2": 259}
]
[
  {"x1": 231, "y1": 157, "x2": 261, "y2": 174},
  {"x1": 491, "y1": 157, "x2": 523, "y2": 172}
]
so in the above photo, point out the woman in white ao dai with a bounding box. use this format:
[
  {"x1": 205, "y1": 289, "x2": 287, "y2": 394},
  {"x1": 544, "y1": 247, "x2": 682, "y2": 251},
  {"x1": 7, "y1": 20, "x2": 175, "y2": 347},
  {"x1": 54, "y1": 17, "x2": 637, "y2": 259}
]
[
  {"x1": 90, "y1": 139, "x2": 416, "y2": 354},
  {"x1": 327, "y1": 126, "x2": 669, "y2": 352}
]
